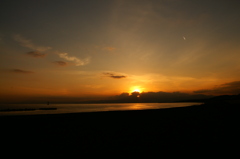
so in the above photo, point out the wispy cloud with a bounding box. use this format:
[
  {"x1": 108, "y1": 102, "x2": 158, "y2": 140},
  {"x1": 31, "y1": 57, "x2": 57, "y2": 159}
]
[
  {"x1": 53, "y1": 61, "x2": 68, "y2": 66},
  {"x1": 102, "y1": 72, "x2": 127, "y2": 79},
  {"x1": 194, "y1": 81, "x2": 240, "y2": 95},
  {"x1": 11, "y1": 69, "x2": 34, "y2": 74},
  {"x1": 14, "y1": 35, "x2": 90, "y2": 66},
  {"x1": 14, "y1": 34, "x2": 51, "y2": 52},
  {"x1": 58, "y1": 52, "x2": 90, "y2": 66},
  {"x1": 26, "y1": 51, "x2": 46, "y2": 58}
]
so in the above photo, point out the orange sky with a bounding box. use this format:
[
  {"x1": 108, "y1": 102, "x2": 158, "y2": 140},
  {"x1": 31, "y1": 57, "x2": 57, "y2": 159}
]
[{"x1": 1, "y1": 0, "x2": 240, "y2": 103}]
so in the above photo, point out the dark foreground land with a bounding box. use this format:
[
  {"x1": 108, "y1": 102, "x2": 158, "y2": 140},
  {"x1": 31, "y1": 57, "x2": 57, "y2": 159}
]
[{"x1": 1, "y1": 102, "x2": 239, "y2": 157}]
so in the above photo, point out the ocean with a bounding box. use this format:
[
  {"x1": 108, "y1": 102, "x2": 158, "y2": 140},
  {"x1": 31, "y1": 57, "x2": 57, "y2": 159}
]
[{"x1": 0, "y1": 102, "x2": 202, "y2": 116}]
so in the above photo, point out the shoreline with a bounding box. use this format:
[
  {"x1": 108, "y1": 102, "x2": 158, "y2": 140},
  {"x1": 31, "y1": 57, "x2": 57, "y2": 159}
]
[
  {"x1": 1, "y1": 103, "x2": 239, "y2": 155},
  {"x1": 0, "y1": 107, "x2": 57, "y2": 112},
  {"x1": 0, "y1": 102, "x2": 202, "y2": 116}
]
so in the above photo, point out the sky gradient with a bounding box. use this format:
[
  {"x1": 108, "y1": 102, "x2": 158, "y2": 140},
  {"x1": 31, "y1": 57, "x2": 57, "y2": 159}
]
[{"x1": 1, "y1": 0, "x2": 240, "y2": 103}]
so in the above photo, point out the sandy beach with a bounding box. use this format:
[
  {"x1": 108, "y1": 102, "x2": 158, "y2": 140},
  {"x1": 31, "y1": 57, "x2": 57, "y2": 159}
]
[{"x1": 1, "y1": 103, "x2": 239, "y2": 156}]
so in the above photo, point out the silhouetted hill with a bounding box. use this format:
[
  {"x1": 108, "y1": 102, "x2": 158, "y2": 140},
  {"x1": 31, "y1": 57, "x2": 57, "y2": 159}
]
[
  {"x1": 84, "y1": 91, "x2": 212, "y2": 103},
  {"x1": 204, "y1": 94, "x2": 240, "y2": 105}
]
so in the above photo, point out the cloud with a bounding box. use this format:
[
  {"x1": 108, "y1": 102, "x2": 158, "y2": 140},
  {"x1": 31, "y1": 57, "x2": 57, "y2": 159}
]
[
  {"x1": 58, "y1": 52, "x2": 90, "y2": 66},
  {"x1": 14, "y1": 34, "x2": 51, "y2": 52},
  {"x1": 102, "y1": 72, "x2": 127, "y2": 79},
  {"x1": 11, "y1": 69, "x2": 34, "y2": 74},
  {"x1": 194, "y1": 81, "x2": 240, "y2": 95},
  {"x1": 53, "y1": 61, "x2": 68, "y2": 66},
  {"x1": 26, "y1": 51, "x2": 46, "y2": 58}
]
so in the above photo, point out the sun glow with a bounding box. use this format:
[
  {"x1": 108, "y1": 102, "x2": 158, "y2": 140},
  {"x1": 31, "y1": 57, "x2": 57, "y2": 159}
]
[
  {"x1": 133, "y1": 89, "x2": 141, "y2": 93},
  {"x1": 129, "y1": 86, "x2": 143, "y2": 93}
]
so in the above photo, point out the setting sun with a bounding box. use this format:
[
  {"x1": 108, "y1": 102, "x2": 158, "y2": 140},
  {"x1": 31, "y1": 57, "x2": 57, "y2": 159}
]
[
  {"x1": 129, "y1": 86, "x2": 143, "y2": 93},
  {"x1": 133, "y1": 89, "x2": 141, "y2": 93},
  {"x1": 1, "y1": 0, "x2": 239, "y2": 153}
]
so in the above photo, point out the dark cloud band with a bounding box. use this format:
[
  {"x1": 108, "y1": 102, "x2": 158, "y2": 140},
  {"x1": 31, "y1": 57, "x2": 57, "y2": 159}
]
[
  {"x1": 12, "y1": 69, "x2": 34, "y2": 74},
  {"x1": 103, "y1": 72, "x2": 127, "y2": 79},
  {"x1": 26, "y1": 51, "x2": 46, "y2": 58},
  {"x1": 53, "y1": 61, "x2": 68, "y2": 66}
]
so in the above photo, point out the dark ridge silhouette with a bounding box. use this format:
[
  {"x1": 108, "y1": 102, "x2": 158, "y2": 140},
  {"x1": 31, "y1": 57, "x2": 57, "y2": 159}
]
[
  {"x1": 194, "y1": 81, "x2": 240, "y2": 95},
  {"x1": 0, "y1": 108, "x2": 37, "y2": 112},
  {"x1": 0, "y1": 107, "x2": 57, "y2": 112},
  {"x1": 204, "y1": 94, "x2": 240, "y2": 106},
  {"x1": 88, "y1": 91, "x2": 212, "y2": 103},
  {"x1": 208, "y1": 94, "x2": 240, "y2": 101}
]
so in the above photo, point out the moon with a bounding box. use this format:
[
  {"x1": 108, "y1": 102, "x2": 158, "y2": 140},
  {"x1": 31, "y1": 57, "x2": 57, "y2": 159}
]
[{"x1": 183, "y1": 36, "x2": 186, "y2": 40}]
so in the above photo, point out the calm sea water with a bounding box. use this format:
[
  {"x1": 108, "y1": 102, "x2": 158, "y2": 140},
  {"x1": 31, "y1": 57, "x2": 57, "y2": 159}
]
[{"x1": 0, "y1": 102, "x2": 202, "y2": 116}]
